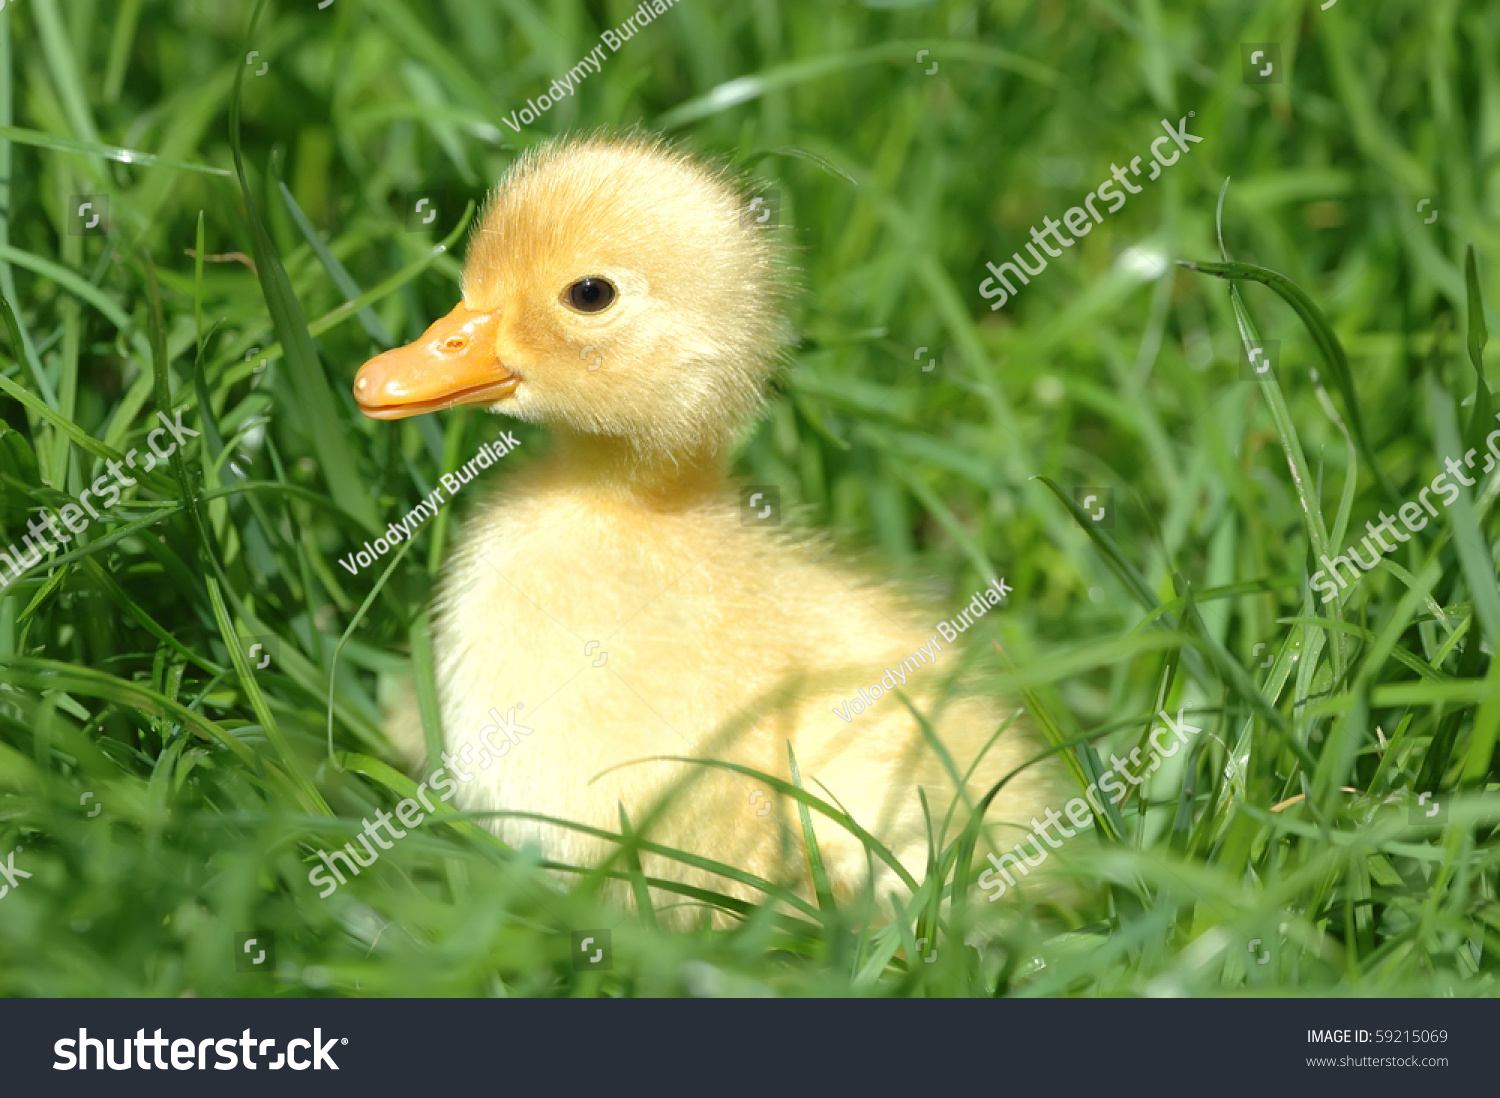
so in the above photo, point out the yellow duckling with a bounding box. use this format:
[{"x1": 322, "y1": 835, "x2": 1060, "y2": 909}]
[{"x1": 353, "y1": 133, "x2": 1055, "y2": 917}]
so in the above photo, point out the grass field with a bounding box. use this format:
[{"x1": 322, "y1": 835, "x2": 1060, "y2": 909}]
[{"x1": 0, "y1": 0, "x2": 1498, "y2": 997}]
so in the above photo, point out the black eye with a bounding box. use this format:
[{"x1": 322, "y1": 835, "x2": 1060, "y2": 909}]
[{"x1": 566, "y1": 278, "x2": 616, "y2": 313}]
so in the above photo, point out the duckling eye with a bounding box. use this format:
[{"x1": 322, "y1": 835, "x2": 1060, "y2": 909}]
[{"x1": 566, "y1": 278, "x2": 616, "y2": 313}]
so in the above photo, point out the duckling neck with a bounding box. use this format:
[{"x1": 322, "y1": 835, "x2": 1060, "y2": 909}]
[{"x1": 547, "y1": 430, "x2": 729, "y2": 506}]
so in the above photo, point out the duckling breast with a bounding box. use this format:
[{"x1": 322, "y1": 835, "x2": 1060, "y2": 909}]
[{"x1": 418, "y1": 466, "x2": 1060, "y2": 913}]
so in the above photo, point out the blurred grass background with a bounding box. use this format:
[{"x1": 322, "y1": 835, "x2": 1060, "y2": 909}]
[{"x1": 0, "y1": 0, "x2": 1498, "y2": 996}]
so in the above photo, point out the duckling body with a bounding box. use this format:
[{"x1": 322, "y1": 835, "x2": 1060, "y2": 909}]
[{"x1": 356, "y1": 134, "x2": 1055, "y2": 914}]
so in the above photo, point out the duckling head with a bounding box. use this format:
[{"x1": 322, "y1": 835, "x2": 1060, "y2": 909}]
[{"x1": 354, "y1": 133, "x2": 789, "y2": 468}]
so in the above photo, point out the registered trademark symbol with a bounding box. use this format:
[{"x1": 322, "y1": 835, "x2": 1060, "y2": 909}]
[{"x1": 341, "y1": 1038, "x2": 348, "y2": 1044}]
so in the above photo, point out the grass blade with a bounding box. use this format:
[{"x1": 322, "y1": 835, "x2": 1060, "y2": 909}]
[
  {"x1": 275, "y1": 178, "x2": 394, "y2": 347},
  {"x1": 617, "y1": 804, "x2": 660, "y2": 931},
  {"x1": 0, "y1": 125, "x2": 232, "y2": 177},
  {"x1": 659, "y1": 40, "x2": 1055, "y2": 128},
  {"x1": 227, "y1": 1, "x2": 378, "y2": 533},
  {"x1": 787, "y1": 741, "x2": 837, "y2": 913},
  {"x1": 1179, "y1": 257, "x2": 1396, "y2": 500}
]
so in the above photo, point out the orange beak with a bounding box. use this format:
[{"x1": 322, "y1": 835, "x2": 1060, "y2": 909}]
[{"x1": 353, "y1": 302, "x2": 518, "y2": 420}]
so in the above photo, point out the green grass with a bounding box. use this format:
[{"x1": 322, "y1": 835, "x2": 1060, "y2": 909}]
[{"x1": 1, "y1": 0, "x2": 1498, "y2": 996}]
